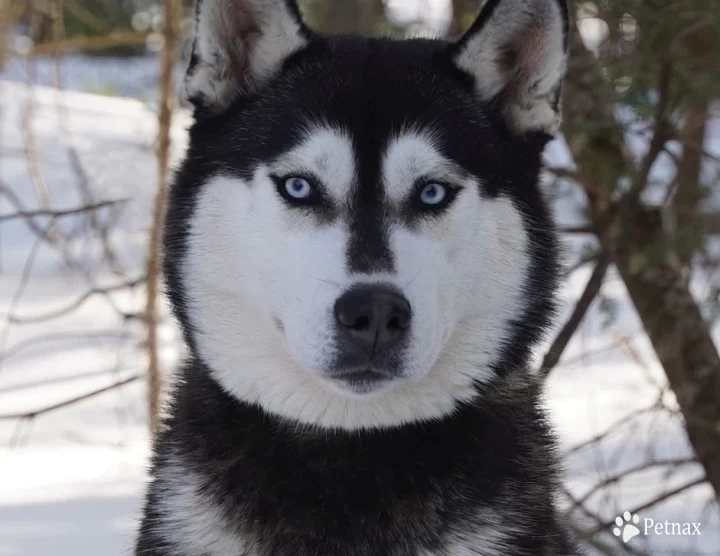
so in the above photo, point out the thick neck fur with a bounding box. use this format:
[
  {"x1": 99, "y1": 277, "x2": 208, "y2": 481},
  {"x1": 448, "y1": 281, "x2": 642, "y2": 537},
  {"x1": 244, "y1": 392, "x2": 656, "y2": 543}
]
[{"x1": 138, "y1": 361, "x2": 578, "y2": 556}]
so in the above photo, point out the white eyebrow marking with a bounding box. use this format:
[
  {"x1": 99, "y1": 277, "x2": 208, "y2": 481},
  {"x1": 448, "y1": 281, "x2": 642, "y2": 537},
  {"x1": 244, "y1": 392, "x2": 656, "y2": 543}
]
[
  {"x1": 382, "y1": 129, "x2": 468, "y2": 201},
  {"x1": 271, "y1": 125, "x2": 356, "y2": 201}
]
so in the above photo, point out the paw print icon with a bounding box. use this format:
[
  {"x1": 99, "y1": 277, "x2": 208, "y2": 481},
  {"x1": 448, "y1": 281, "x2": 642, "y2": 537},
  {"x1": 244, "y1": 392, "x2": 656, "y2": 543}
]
[{"x1": 613, "y1": 511, "x2": 641, "y2": 543}]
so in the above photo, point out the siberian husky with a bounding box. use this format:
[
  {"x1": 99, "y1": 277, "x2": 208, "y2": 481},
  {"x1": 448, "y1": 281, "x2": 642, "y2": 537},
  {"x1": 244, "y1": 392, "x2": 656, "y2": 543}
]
[{"x1": 136, "y1": 0, "x2": 579, "y2": 554}]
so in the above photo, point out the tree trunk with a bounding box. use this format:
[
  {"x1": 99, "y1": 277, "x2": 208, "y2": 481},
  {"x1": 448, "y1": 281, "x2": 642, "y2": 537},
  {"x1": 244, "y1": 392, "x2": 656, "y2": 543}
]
[
  {"x1": 562, "y1": 8, "x2": 720, "y2": 498},
  {"x1": 613, "y1": 209, "x2": 720, "y2": 496}
]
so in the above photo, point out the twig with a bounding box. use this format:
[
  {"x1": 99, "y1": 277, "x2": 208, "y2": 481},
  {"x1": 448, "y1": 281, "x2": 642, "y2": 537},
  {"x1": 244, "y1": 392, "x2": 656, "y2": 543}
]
[
  {"x1": 585, "y1": 476, "x2": 707, "y2": 537},
  {"x1": 625, "y1": 61, "x2": 673, "y2": 206},
  {"x1": 66, "y1": 146, "x2": 124, "y2": 272},
  {"x1": 562, "y1": 249, "x2": 602, "y2": 279},
  {"x1": 0, "y1": 374, "x2": 140, "y2": 420},
  {"x1": 21, "y1": 47, "x2": 52, "y2": 213},
  {"x1": 0, "y1": 199, "x2": 126, "y2": 222},
  {"x1": 0, "y1": 181, "x2": 56, "y2": 242},
  {"x1": 0, "y1": 224, "x2": 48, "y2": 374},
  {"x1": 564, "y1": 395, "x2": 663, "y2": 458},
  {"x1": 569, "y1": 458, "x2": 696, "y2": 512},
  {"x1": 3, "y1": 276, "x2": 144, "y2": 324},
  {"x1": 541, "y1": 253, "x2": 611, "y2": 378},
  {"x1": 561, "y1": 487, "x2": 650, "y2": 556},
  {"x1": 0, "y1": 330, "x2": 134, "y2": 366}
]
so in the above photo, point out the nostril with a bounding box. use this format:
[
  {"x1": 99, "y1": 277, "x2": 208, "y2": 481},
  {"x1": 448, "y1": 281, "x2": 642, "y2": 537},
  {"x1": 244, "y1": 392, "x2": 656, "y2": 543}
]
[
  {"x1": 387, "y1": 314, "x2": 408, "y2": 330},
  {"x1": 352, "y1": 315, "x2": 370, "y2": 330},
  {"x1": 387, "y1": 298, "x2": 411, "y2": 331},
  {"x1": 335, "y1": 301, "x2": 371, "y2": 330}
]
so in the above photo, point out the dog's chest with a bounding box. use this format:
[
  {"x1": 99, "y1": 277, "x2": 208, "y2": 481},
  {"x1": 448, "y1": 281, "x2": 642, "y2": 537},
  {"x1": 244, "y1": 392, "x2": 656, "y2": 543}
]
[{"x1": 154, "y1": 463, "x2": 520, "y2": 556}]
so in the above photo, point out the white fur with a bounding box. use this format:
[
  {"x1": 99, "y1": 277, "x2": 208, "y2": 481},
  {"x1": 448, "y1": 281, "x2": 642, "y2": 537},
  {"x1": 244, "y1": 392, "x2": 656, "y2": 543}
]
[
  {"x1": 454, "y1": 0, "x2": 567, "y2": 134},
  {"x1": 154, "y1": 453, "x2": 252, "y2": 555},
  {"x1": 273, "y1": 125, "x2": 356, "y2": 200},
  {"x1": 420, "y1": 527, "x2": 519, "y2": 556},
  {"x1": 183, "y1": 126, "x2": 530, "y2": 430},
  {"x1": 185, "y1": 0, "x2": 308, "y2": 111},
  {"x1": 381, "y1": 129, "x2": 468, "y2": 201}
]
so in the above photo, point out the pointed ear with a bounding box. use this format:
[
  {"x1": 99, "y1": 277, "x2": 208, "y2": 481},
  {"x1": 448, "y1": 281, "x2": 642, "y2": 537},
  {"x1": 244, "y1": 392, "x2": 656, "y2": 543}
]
[
  {"x1": 452, "y1": 0, "x2": 569, "y2": 135},
  {"x1": 185, "y1": 0, "x2": 311, "y2": 114}
]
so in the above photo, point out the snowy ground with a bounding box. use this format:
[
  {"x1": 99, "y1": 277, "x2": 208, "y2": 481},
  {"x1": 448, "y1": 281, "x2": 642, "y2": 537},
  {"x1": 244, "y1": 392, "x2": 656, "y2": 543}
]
[{"x1": 0, "y1": 79, "x2": 718, "y2": 555}]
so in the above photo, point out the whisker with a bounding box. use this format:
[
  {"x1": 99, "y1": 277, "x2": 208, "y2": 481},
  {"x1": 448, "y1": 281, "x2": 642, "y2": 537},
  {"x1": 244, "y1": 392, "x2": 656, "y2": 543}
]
[
  {"x1": 405, "y1": 267, "x2": 422, "y2": 288},
  {"x1": 309, "y1": 275, "x2": 341, "y2": 287}
]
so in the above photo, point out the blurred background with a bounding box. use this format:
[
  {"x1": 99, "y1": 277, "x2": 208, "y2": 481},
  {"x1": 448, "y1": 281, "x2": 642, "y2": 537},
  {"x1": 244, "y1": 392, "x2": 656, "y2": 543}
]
[{"x1": 1, "y1": 0, "x2": 719, "y2": 554}]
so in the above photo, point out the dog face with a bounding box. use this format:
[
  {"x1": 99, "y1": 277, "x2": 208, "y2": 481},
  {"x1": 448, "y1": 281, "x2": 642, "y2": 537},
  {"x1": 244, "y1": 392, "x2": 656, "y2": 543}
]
[{"x1": 166, "y1": 0, "x2": 568, "y2": 429}]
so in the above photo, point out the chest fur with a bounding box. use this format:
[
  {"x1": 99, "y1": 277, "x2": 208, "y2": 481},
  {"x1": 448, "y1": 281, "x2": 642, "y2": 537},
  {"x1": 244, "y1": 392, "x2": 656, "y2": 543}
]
[{"x1": 153, "y1": 462, "x2": 524, "y2": 556}]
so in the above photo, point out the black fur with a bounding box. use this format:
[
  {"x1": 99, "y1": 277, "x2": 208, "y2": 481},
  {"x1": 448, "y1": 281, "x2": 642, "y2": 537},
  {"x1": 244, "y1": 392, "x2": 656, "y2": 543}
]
[
  {"x1": 137, "y1": 363, "x2": 577, "y2": 555},
  {"x1": 138, "y1": 1, "x2": 578, "y2": 554}
]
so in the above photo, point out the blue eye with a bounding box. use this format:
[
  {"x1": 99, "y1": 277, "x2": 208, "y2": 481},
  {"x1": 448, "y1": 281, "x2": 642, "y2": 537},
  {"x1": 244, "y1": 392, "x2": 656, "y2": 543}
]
[
  {"x1": 284, "y1": 177, "x2": 312, "y2": 199},
  {"x1": 419, "y1": 183, "x2": 447, "y2": 205}
]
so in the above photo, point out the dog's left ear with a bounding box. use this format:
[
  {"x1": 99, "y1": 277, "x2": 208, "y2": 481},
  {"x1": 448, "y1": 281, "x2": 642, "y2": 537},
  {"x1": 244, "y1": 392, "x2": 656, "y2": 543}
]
[{"x1": 452, "y1": 0, "x2": 569, "y2": 135}]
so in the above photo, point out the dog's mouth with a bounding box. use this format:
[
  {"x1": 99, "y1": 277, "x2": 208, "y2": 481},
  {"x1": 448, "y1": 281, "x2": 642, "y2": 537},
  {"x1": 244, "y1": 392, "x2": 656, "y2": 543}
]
[{"x1": 324, "y1": 368, "x2": 397, "y2": 396}]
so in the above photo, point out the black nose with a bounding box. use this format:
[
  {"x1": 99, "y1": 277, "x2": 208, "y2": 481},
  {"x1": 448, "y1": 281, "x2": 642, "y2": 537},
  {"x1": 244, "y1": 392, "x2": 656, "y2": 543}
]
[{"x1": 334, "y1": 286, "x2": 411, "y2": 354}]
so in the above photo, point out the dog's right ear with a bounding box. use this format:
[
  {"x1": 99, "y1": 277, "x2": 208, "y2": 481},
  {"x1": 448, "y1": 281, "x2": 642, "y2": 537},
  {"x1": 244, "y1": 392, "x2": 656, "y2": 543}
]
[
  {"x1": 185, "y1": 0, "x2": 311, "y2": 114},
  {"x1": 451, "y1": 0, "x2": 569, "y2": 135}
]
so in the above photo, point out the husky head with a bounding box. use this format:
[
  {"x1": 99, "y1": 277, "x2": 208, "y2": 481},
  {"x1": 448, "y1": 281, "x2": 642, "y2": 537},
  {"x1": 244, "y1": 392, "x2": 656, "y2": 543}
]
[{"x1": 166, "y1": 0, "x2": 569, "y2": 429}]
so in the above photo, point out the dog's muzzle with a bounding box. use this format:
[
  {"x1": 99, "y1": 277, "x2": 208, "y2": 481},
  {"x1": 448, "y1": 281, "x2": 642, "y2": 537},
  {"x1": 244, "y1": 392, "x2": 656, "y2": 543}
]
[{"x1": 328, "y1": 284, "x2": 411, "y2": 390}]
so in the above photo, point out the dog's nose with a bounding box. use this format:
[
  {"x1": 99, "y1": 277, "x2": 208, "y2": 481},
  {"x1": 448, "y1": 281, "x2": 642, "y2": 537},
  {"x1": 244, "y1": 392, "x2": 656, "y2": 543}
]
[{"x1": 334, "y1": 286, "x2": 411, "y2": 354}]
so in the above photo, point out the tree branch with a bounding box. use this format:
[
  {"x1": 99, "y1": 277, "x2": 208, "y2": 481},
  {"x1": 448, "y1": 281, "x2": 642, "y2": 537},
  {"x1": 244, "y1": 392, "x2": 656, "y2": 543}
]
[
  {"x1": 0, "y1": 374, "x2": 140, "y2": 420},
  {"x1": 624, "y1": 61, "x2": 673, "y2": 205},
  {"x1": 540, "y1": 253, "x2": 611, "y2": 378},
  {"x1": 585, "y1": 476, "x2": 707, "y2": 537},
  {"x1": 3, "y1": 277, "x2": 144, "y2": 324},
  {"x1": 564, "y1": 393, "x2": 664, "y2": 458},
  {"x1": 0, "y1": 199, "x2": 125, "y2": 222},
  {"x1": 569, "y1": 458, "x2": 696, "y2": 512}
]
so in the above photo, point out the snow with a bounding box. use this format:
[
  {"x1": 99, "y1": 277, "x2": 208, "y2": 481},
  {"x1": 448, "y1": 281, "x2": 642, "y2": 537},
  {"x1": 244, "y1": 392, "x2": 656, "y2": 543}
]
[
  {"x1": 0, "y1": 78, "x2": 718, "y2": 556},
  {"x1": 0, "y1": 80, "x2": 187, "y2": 556},
  {"x1": 2, "y1": 54, "x2": 167, "y2": 100}
]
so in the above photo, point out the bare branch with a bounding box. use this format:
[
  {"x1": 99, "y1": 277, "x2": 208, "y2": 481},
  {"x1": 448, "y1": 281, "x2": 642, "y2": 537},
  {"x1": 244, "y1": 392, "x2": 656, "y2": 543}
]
[
  {"x1": 624, "y1": 61, "x2": 673, "y2": 204},
  {"x1": 561, "y1": 487, "x2": 651, "y2": 556},
  {"x1": 569, "y1": 458, "x2": 696, "y2": 512},
  {"x1": 584, "y1": 476, "x2": 707, "y2": 537},
  {"x1": 0, "y1": 374, "x2": 140, "y2": 420},
  {"x1": 3, "y1": 277, "x2": 144, "y2": 324},
  {"x1": 0, "y1": 181, "x2": 56, "y2": 242},
  {"x1": 564, "y1": 393, "x2": 665, "y2": 458},
  {"x1": 0, "y1": 199, "x2": 126, "y2": 222},
  {"x1": 540, "y1": 253, "x2": 611, "y2": 378},
  {"x1": 0, "y1": 226, "x2": 48, "y2": 372}
]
